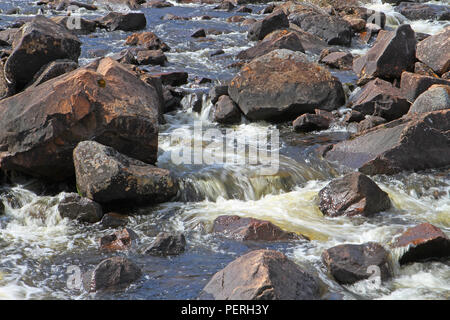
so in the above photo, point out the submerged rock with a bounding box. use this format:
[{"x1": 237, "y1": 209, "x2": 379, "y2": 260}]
[
  {"x1": 322, "y1": 242, "x2": 392, "y2": 285},
  {"x1": 199, "y1": 249, "x2": 322, "y2": 300},
  {"x1": 83, "y1": 256, "x2": 142, "y2": 292},
  {"x1": 228, "y1": 49, "x2": 345, "y2": 122},
  {"x1": 73, "y1": 141, "x2": 178, "y2": 205},
  {"x1": 144, "y1": 232, "x2": 186, "y2": 256},
  {"x1": 212, "y1": 215, "x2": 304, "y2": 241},
  {"x1": 353, "y1": 24, "x2": 416, "y2": 84},
  {"x1": 318, "y1": 172, "x2": 391, "y2": 217},
  {"x1": 4, "y1": 15, "x2": 81, "y2": 90},
  {"x1": 324, "y1": 109, "x2": 450, "y2": 175},
  {"x1": 58, "y1": 193, "x2": 103, "y2": 223},
  {"x1": 0, "y1": 58, "x2": 162, "y2": 180},
  {"x1": 392, "y1": 223, "x2": 450, "y2": 265}
]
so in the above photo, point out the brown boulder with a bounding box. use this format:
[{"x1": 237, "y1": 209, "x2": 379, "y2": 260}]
[
  {"x1": 416, "y1": 27, "x2": 449, "y2": 76},
  {"x1": 228, "y1": 49, "x2": 345, "y2": 122},
  {"x1": 400, "y1": 71, "x2": 450, "y2": 102},
  {"x1": 58, "y1": 192, "x2": 103, "y2": 223},
  {"x1": 353, "y1": 24, "x2": 416, "y2": 84},
  {"x1": 324, "y1": 109, "x2": 450, "y2": 175},
  {"x1": 212, "y1": 215, "x2": 304, "y2": 241},
  {"x1": 97, "y1": 12, "x2": 146, "y2": 32},
  {"x1": 320, "y1": 51, "x2": 353, "y2": 70},
  {"x1": 125, "y1": 32, "x2": 170, "y2": 52},
  {"x1": 0, "y1": 58, "x2": 162, "y2": 180},
  {"x1": 200, "y1": 249, "x2": 322, "y2": 300},
  {"x1": 357, "y1": 115, "x2": 386, "y2": 133},
  {"x1": 318, "y1": 172, "x2": 391, "y2": 217},
  {"x1": 408, "y1": 84, "x2": 450, "y2": 115},
  {"x1": 210, "y1": 95, "x2": 242, "y2": 125},
  {"x1": 99, "y1": 228, "x2": 139, "y2": 251},
  {"x1": 322, "y1": 242, "x2": 392, "y2": 285},
  {"x1": 293, "y1": 113, "x2": 330, "y2": 133},
  {"x1": 247, "y1": 10, "x2": 289, "y2": 41},
  {"x1": 350, "y1": 78, "x2": 411, "y2": 121},
  {"x1": 135, "y1": 49, "x2": 167, "y2": 66},
  {"x1": 100, "y1": 212, "x2": 129, "y2": 229},
  {"x1": 393, "y1": 223, "x2": 450, "y2": 265}
]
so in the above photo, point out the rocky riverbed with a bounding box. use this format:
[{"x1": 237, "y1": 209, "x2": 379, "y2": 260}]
[{"x1": 0, "y1": 0, "x2": 449, "y2": 300}]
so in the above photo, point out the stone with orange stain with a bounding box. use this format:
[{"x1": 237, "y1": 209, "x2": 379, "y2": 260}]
[
  {"x1": 392, "y1": 223, "x2": 450, "y2": 265},
  {"x1": 125, "y1": 31, "x2": 170, "y2": 52}
]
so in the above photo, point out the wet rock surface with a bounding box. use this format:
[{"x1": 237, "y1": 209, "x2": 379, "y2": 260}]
[
  {"x1": 58, "y1": 192, "x2": 103, "y2": 223},
  {"x1": 144, "y1": 232, "x2": 186, "y2": 256}
]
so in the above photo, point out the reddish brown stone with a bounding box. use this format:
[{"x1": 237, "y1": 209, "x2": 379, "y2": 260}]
[
  {"x1": 393, "y1": 223, "x2": 450, "y2": 265},
  {"x1": 212, "y1": 215, "x2": 305, "y2": 241},
  {"x1": 99, "y1": 228, "x2": 138, "y2": 251},
  {"x1": 125, "y1": 32, "x2": 170, "y2": 51},
  {"x1": 400, "y1": 71, "x2": 450, "y2": 102}
]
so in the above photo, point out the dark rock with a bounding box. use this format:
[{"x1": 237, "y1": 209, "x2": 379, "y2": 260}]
[
  {"x1": 210, "y1": 95, "x2": 242, "y2": 124},
  {"x1": 400, "y1": 71, "x2": 450, "y2": 102},
  {"x1": 293, "y1": 113, "x2": 330, "y2": 133},
  {"x1": 68, "y1": 1, "x2": 98, "y2": 10},
  {"x1": 73, "y1": 141, "x2": 178, "y2": 205},
  {"x1": 109, "y1": 48, "x2": 139, "y2": 65},
  {"x1": 191, "y1": 29, "x2": 206, "y2": 38},
  {"x1": 98, "y1": 12, "x2": 146, "y2": 32},
  {"x1": 0, "y1": 201, "x2": 4, "y2": 215},
  {"x1": 237, "y1": 29, "x2": 305, "y2": 61},
  {"x1": 357, "y1": 115, "x2": 386, "y2": 132},
  {"x1": 287, "y1": 25, "x2": 328, "y2": 55},
  {"x1": 261, "y1": 3, "x2": 275, "y2": 14},
  {"x1": 180, "y1": 92, "x2": 203, "y2": 112},
  {"x1": 4, "y1": 16, "x2": 81, "y2": 90},
  {"x1": 0, "y1": 28, "x2": 19, "y2": 46},
  {"x1": 393, "y1": 223, "x2": 450, "y2": 265},
  {"x1": 350, "y1": 78, "x2": 411, "y2": 121},
  {"x1": 394, "y1": 3, "x2": 450, "y2": 21},
  {"x1": 28, "y1": 59, "x2": 78, "y2": 88},
  {"x1": 318, "y1": 172, "x2": 391, "y2": 217},
  {"x1": 343, "y1": 16, "x2": 366, "y2": 32},
  {"x1": 344, "y1": 110, "x2": 365, "y2": 123},
  {"x1": 99, "y1": 228, "x2": 138, "y2": 251},
  {"x1": 237, "y1": 6, "x2": 252, "y2": 13},
  {"x1": 408, "y1": 85, "x2": 450, "y2": 115},
  {"x1": 228, "y1": 49, "x2": 345, "y2": 122},
  {"x1": 135, "y1": 49, "x2": 167, "y2": 66},
  {"x1": 0, "y1": 58, "x2": 163, "y2": 180},
  {"x1": 322, "y1": 242, "x2": 392, "y2": 285},
  {"x1": 125, "y1": 32, "x2": 170, "y2": 52},
  {"x1": 214, "y1": 1, "x2": 235, "y2": 11},
  {"x1": 144, "y1": 0, "x2": 173, "y2": 8},
  {"x1": 416, "y1": 27, "x2": 450, "y2": 76},
  {"x1": 353, "y1": 24, "x2": 417, "y2": 84},
  {"x1": 210, "y1": 49, "x2": 225, "y2": 57},
  {"x1": 58, "y1": 192, "x2": 103, "y2": 223},
  {"x1": 83, "y1": 257, "x2": 142, "y2": 292},
  {"x1": 144, "y1": 232, "x2": 186, "y2": 256},
  {"x1": 199, "y1": 249, "x2": 322, "y2": 300},
  {"x1": 227, "y1": 15, "x2": 246, "y2": 23},
  {"x1": 150, "y1": 71, "x2": 188, "y2": 86},
  {"x1": 247, "y1": 10, "x2": 289, "y2": 41},
  {"x1": 100, "y1": 212, "x2": 129, "y2": 229},
  {"x1": 320, "y1": 51, "x2": 353, "y2": 70},
  {"x1": 212, "y1": 215, "x2": 304, "y2": 241},
  {"x1": 324, "y1": 109, "x2": 450, "y2": 175},
  {"x1": 289, "y1": 12, "x2": 352, "y2": 46},
  {"x1": 209, "y1": 85, "x2": 228, "y2": 104}
]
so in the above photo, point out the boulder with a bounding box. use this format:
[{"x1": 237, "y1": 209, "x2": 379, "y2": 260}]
[
  {"x1": 98, "y1": 12, "x2": 146, "y2": 32},
  {"x1": 4, "y1": 15, "x2": 81, "y2": 90},
  {"x1": 400, "y1": 71, "x2": 450, "y2": 102},
  {"x1": 0, "y1": 28, "x2": 19, "y2": 46},
  {"x1": 210, "y1": 95, "x2": 242, "y2": 125},
  {"x1": 237, "y1": 29, "x2": 305, "y2": 61},
  {"x1": 58, "y1": 192, "x2": 103, "y2": 223},
  {"x1": 394, "y1": 3, "x2": 450, "y2": 21},
  {"x1": 100, "y1": 212, "x2": 129, "y2": 229},
  {"x1": 353, "y1": 24, "x2": 416, "y2": 84},
  {"x1": 344, "y1": 110, "x2": 365, "y2": 123},
  {"x1": 144, "y1": 232, "x2": 186, "y2": 256},
  {"x1": 191, "y1": 29, "x2": 206, "y2": 38},
  {"x1": 150, "y1": 71, "x2": 188, "y2": 86},
  {"x1": 73, "y1": 141, "x2": 177, "y2": 204},
  {"x1": 99, "y1": 228, "x2": 138, "y2": 251},
  {"x1": 212, "y1": 215, "x2": 304, "y2": 241},
  {"x1": 350, "y1": 78, "x2": 411, "y2": 121},
  {"x1": 277, "y1": 26, "x2": 328, "y2": 54},
  {"x1": 289, "y1": 12, "x2": 352, "y2": 46},
  {"x1": 416, "y1": 27, "x2": 450, "y2": 76},
  {"x1": 319, "y1": 51, "x2": 353, "y2": 70},
  {"x1": 83, "y1": 257, "x2": 142, "y2": 292},
  {"x1": 135, "y1": 49, "x2": 167, "y2": 66},
  {"x1": 357, "y1": 115, "x2": 386, "y2": 133},
  {"x1": 199, "y1": 249, "x2": 322, "y2": 300},
  {"x1": 408, "y1": 85, "x2": 450, "y2": 115},
  {"x1": 228, "y1": 49, "x2": 345, "y2": 122},
  {"x1": 324, "y1": 109, "x2": 450, "y2": 175},
  {"x1": 0, "y1": 58, "x2": 162, "y2": 180},
  {"x1": 318, "y1": 172, "x2": 391, "y2": 217},
  {"x1": 28, "y1": 59, "x2": 78, "y2": 88},
  {"x1": 392, "y1": 223, "x2": 450, "y2": 265},
  {"x1": 125, "y1": 32, "x2": 170, "y2": 52},
  {"x1": 322, "y1": 242, "x2": 392, "y2": 285},
  {"x1": 247, "y1": 10, "x2": 289, "y2": 41},
  {"x1": 293, "y1": 113, "x2": 330, "y2": 133},
  {"x1": 209, "y1": 85, "x2": 228, "y2": 104}
]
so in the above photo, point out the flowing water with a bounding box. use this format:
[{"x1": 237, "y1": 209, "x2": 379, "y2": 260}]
[{"x1": 0, "y1": 0, "x2": 449, "y2": 300}]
